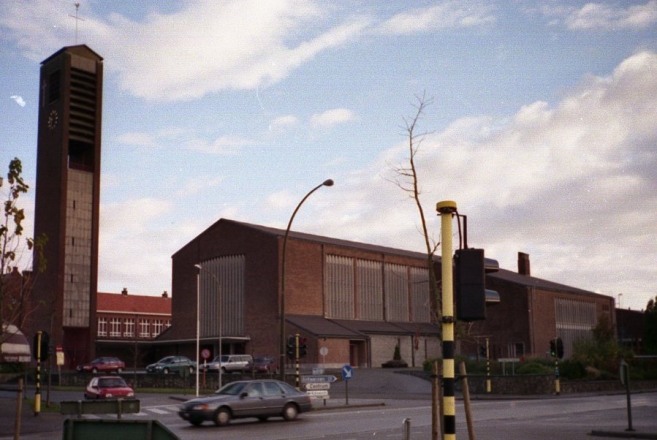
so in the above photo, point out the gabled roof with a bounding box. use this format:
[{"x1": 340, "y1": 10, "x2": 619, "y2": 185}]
[
  {"x1": 97, "y1": 292, "x2": 171, "y2": 315},
  {"x1": 198, "y1": 218, "x2": 441, "y2": 263}
]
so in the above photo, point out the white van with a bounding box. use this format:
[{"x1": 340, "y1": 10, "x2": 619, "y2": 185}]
[{"x1": 204, "y1": 354, "x2": 252, "y2": 372}]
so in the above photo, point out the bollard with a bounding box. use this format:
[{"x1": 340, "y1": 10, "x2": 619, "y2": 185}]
[{"x1": 402, "y1": 418, "x2": 412, "y2": 440}]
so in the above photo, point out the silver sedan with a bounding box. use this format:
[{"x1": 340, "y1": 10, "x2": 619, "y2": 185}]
[{"x1": 178, "y1": 379, "x2": 312, "y2": 427}]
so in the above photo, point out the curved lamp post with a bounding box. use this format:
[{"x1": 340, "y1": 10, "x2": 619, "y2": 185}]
[
  {"x1": 194, "y1": 263, "x2": 224, "y2": 393},
  {"x1": 279, "y1": 179, "x2": 334, "y2": 381}
]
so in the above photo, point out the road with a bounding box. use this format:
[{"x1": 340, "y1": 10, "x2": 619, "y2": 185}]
[{"x1": 2, "y1": 370, "x2": 656, "y2": 439}]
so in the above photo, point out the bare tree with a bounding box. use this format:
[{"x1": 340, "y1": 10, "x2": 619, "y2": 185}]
[
  {"x1": 1, "y1": 157, "x2": 47, "y2": 357},
  {"x1": 388, "y1": 93, "x2": 442, "y2": 324}
]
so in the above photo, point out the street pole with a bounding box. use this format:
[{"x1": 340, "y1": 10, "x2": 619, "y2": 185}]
[
  {"x1": 437, "y1": 200, "x2": 457, "y2": 440},
  {"x1": 279, "y1": 179, "x2": 333, "y2": 382},
  {"x1": 195, "y1": 269, "x2": 200, "y2": 397}
]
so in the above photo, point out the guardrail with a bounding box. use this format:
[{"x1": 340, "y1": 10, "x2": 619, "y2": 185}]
[{"x1": 60, "y1": 399, "x2": 141, "y2": 419}]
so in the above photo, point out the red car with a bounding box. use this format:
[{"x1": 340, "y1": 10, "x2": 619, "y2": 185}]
[
  {"x1": 245, "y1": 356, "x2": 279, "y2": 373},
  {"x1": 84, "y1": 376, "x2": 135, "y2": 400},
  {"x1": 77, "y1": 356, "x2": 125, "y2": 374}
]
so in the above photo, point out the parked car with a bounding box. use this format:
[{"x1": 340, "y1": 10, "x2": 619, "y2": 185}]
[
  {"x1": 84, "y1": 376, "x2": 134, "y2": 399},
  {"x1": 77, "y1": 357, "x2": 125, "y2": 374},
  {"x1": 244, "y1": 356, "x2": 278, "y2": 374},
  {"x1": 178, "y1": 379, "x2": 312, "y2": 427},
  {"x1": 203, "y1": 354, "x2": 252, "y2": 373},
  {"x1": 146, "y1": 356, "x2": 195, "y2": 375}
]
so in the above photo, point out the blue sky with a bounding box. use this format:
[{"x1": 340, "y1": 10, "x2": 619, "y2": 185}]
[{"x1": 1, "y1": 1, "x2": 656, "y2": 311}]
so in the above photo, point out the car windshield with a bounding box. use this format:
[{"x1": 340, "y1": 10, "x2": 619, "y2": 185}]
[
  {"x1": 159, "y1": 357, "x2": 174, "y2": 364},
  {"x1": 98, "y1": 378, "x2": 127, "y2": 388},
  {"x1": 215, "y1": 381, "x2": 248, "y2": 396},
  {"x1": 254, "y1": 357, "x2": 270, "y2": 363}
]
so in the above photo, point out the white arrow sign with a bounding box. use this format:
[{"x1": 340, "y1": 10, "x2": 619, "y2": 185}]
[
  {"x1": 306, "y1": 390, "x2": 329, "y2": 397},
  {"x1": 303, "y1": 382, "x2": 331, "y2": 390},
  {"x1": 300, "y1": 375, "x2": 338, "y2": 383}
]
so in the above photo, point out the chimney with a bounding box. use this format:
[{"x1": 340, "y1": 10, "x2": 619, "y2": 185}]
[
  {"x1": 162, "y1": 291, "x2": 169, "y2": 298},
  {"x1": 121, "y1": 287, "x2": 128, "y2": 295},
  {"x1": 518, "y1": 252, "x2": 530, "y2": 276}
]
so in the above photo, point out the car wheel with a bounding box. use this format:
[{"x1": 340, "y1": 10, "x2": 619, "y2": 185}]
[
  {"x1": 91, "y1": 368, "x2": 98, "y2": 374},
  {"x1": 282, "y1": 403, "x2": 298, "y2": 421},
  {"x1": 257, "y1": 416, "x2": 268, "y2": 422},
  {"x1": 117, "y1": 367, "x2": 123, "y2": 374},
  {"x1": 188, "y1": 366, "x2": 194, "y2": 374},
  {"x1": 213, "y1": 408, "x2": 231, "y2": 427},
  {"x1": 163, "y1": 368, "x2": 169, "y2": 374}
]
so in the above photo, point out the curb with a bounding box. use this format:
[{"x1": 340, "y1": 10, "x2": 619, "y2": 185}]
[{"x1": 590, "y1": 430, "x2": 657, "y2": 439}]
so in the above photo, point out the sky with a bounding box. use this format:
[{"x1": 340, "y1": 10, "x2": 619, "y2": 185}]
[{"x1": 1, "y1": 0, "x2": 656, "y2": 311}]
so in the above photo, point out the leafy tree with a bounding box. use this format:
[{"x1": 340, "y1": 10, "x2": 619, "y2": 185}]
[
  {"x1": 0, "y1": 158, "x2": 47, "y2": 357},
  {"x1": 644, "y1": 296, "x2": 657, "y2": 354},
  {"x1": 571, "y1": 314, "x2": 631, "y2": 376}
]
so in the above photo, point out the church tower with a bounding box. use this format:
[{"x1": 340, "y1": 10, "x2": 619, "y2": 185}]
[{"x1": 31, "y1": 45, "x2": 103, "y2": 366}]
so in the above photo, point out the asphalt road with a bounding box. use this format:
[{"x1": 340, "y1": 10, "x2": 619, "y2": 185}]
[{"x1": 2, "y1": 369, "x2": 656, "y2": 440}]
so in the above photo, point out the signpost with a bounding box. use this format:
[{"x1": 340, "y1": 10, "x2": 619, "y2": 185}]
[
  {"x1": 301, "y1": 374, "x2": 336, "y2": 401},
  {"x1": 342, "y1": 364, "x2": 353, "y2": 405},
  {"x1": 56, "y1": 345, "x2": 64, "y2": 387}
]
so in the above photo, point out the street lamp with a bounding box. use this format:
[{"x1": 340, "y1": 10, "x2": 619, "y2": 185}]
[
  {"x1": 194, "y1": 264, "x2": 201, "y2": 397},
  {"x1": 279, "y1": 179, "x2": 334, "y2": 381},
  {"x1": 195, "y1": 264, "x2": 224, "y2": 390}
]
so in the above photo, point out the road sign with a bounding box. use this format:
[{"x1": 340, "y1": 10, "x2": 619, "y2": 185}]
[
  {"x1": 303, "y1": 382, "x2": 331, "y2": 390},
  {"x1": 319, "y1": 347, "x2": 328, "y2": 356},
  {"x1": 342, "y1": 364, "x2": 354, "y2": 380},
  {"x1": 56, "y1": 345, "x2": 64, "y2": 366},
  {"x1": 306, "y1": 390, "x2": 329, "y2": 397},
  {"x1": 201, "y1": 348, "x2": 211, "y2": 360},
  {"x1": 300, "y1": 375, "x2": 337, "y2": 384}
]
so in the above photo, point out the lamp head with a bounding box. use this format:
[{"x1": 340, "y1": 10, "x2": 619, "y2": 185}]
[
  {"x1": 323, "y1": 179, "x2": 334, "y2": 187},
  {"x1": 194, "y1": 264, "x2": 202, "y2": 270}
]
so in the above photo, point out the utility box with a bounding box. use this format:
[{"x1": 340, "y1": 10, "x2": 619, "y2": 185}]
[{"x1": 61, "y1": 419, "x2": 179, "y2": 440}]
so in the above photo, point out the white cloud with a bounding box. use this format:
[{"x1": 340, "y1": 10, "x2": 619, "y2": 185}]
[
  {"x1": 554, "y1": 1, "x2": 657, "y2": 30},
  {"x1": 10, "y1": 95, "x2": 26, "y2": 107},
  {"x1": 310, "y1": 108, "x2": 357, "y2": 128},
  {"x1": 376, "y1": 1, "x2": 496, "y2": 35},
  {"x1": 309, "y1": 51, "x2": 657, "y2": 306},
  {"x1": 269, "y1": 115, "x2": 299, "y2": 132},
  {"x1": 186, "y1": 135, "x2": 254, "y2": 155},
  {"x1": 104, "y1": 1, "x2": 368, "y2": 101},
  {"x1": 0, "y1": 1, "x2": 368, "y2": 101}
]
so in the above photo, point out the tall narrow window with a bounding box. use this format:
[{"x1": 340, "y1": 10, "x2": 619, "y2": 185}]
[
  {"x1": 326, "y1": 255, "x2": 355, "y2": 319},
  {"x1": 385, "y1": 263, "x2": 409, "y2": 322}
]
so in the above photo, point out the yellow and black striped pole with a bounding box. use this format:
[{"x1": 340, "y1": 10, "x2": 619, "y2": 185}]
[
  {"x1": 437, "y1": 200, "x2": 457, "y2": 440},
  {"x1": 486, "y1": 337, "x2": 491, "y2": 393},
  {"x1": 34, "y1": 331, "x2": 42, "y2": 416},
  {"x1": 295, "y1": 333, "x2": 300, "y2": 390}
]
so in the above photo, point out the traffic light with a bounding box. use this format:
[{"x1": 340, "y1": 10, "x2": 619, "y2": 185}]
[
  {"x1": 556, "y1": 337, "x2": 564, "y2": 359},
  {"x1": 286, "y1": 336, "x2": 295, "y2": 360},
  {"x1": 454, "y1": 248, "x2": 486, "y2": 321},
  {"x1": 479, "y1": 345, "x2": 486, "y2": 357},
  {"x1": 299, "y1": 337, "x2": 308, "y2": 358},
  {"x1": 549, "y1": 339, "x2": 557, "y2": 357}
]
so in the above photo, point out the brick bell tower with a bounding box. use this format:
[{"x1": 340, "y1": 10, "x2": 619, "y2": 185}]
[{"x1": 30, "y1": 45, "x2": 103, "y2": 367}]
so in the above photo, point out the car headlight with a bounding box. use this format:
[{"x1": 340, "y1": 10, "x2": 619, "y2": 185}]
[{"x1": 191, "y1": 404, "x2": 209, "y2": 411}]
